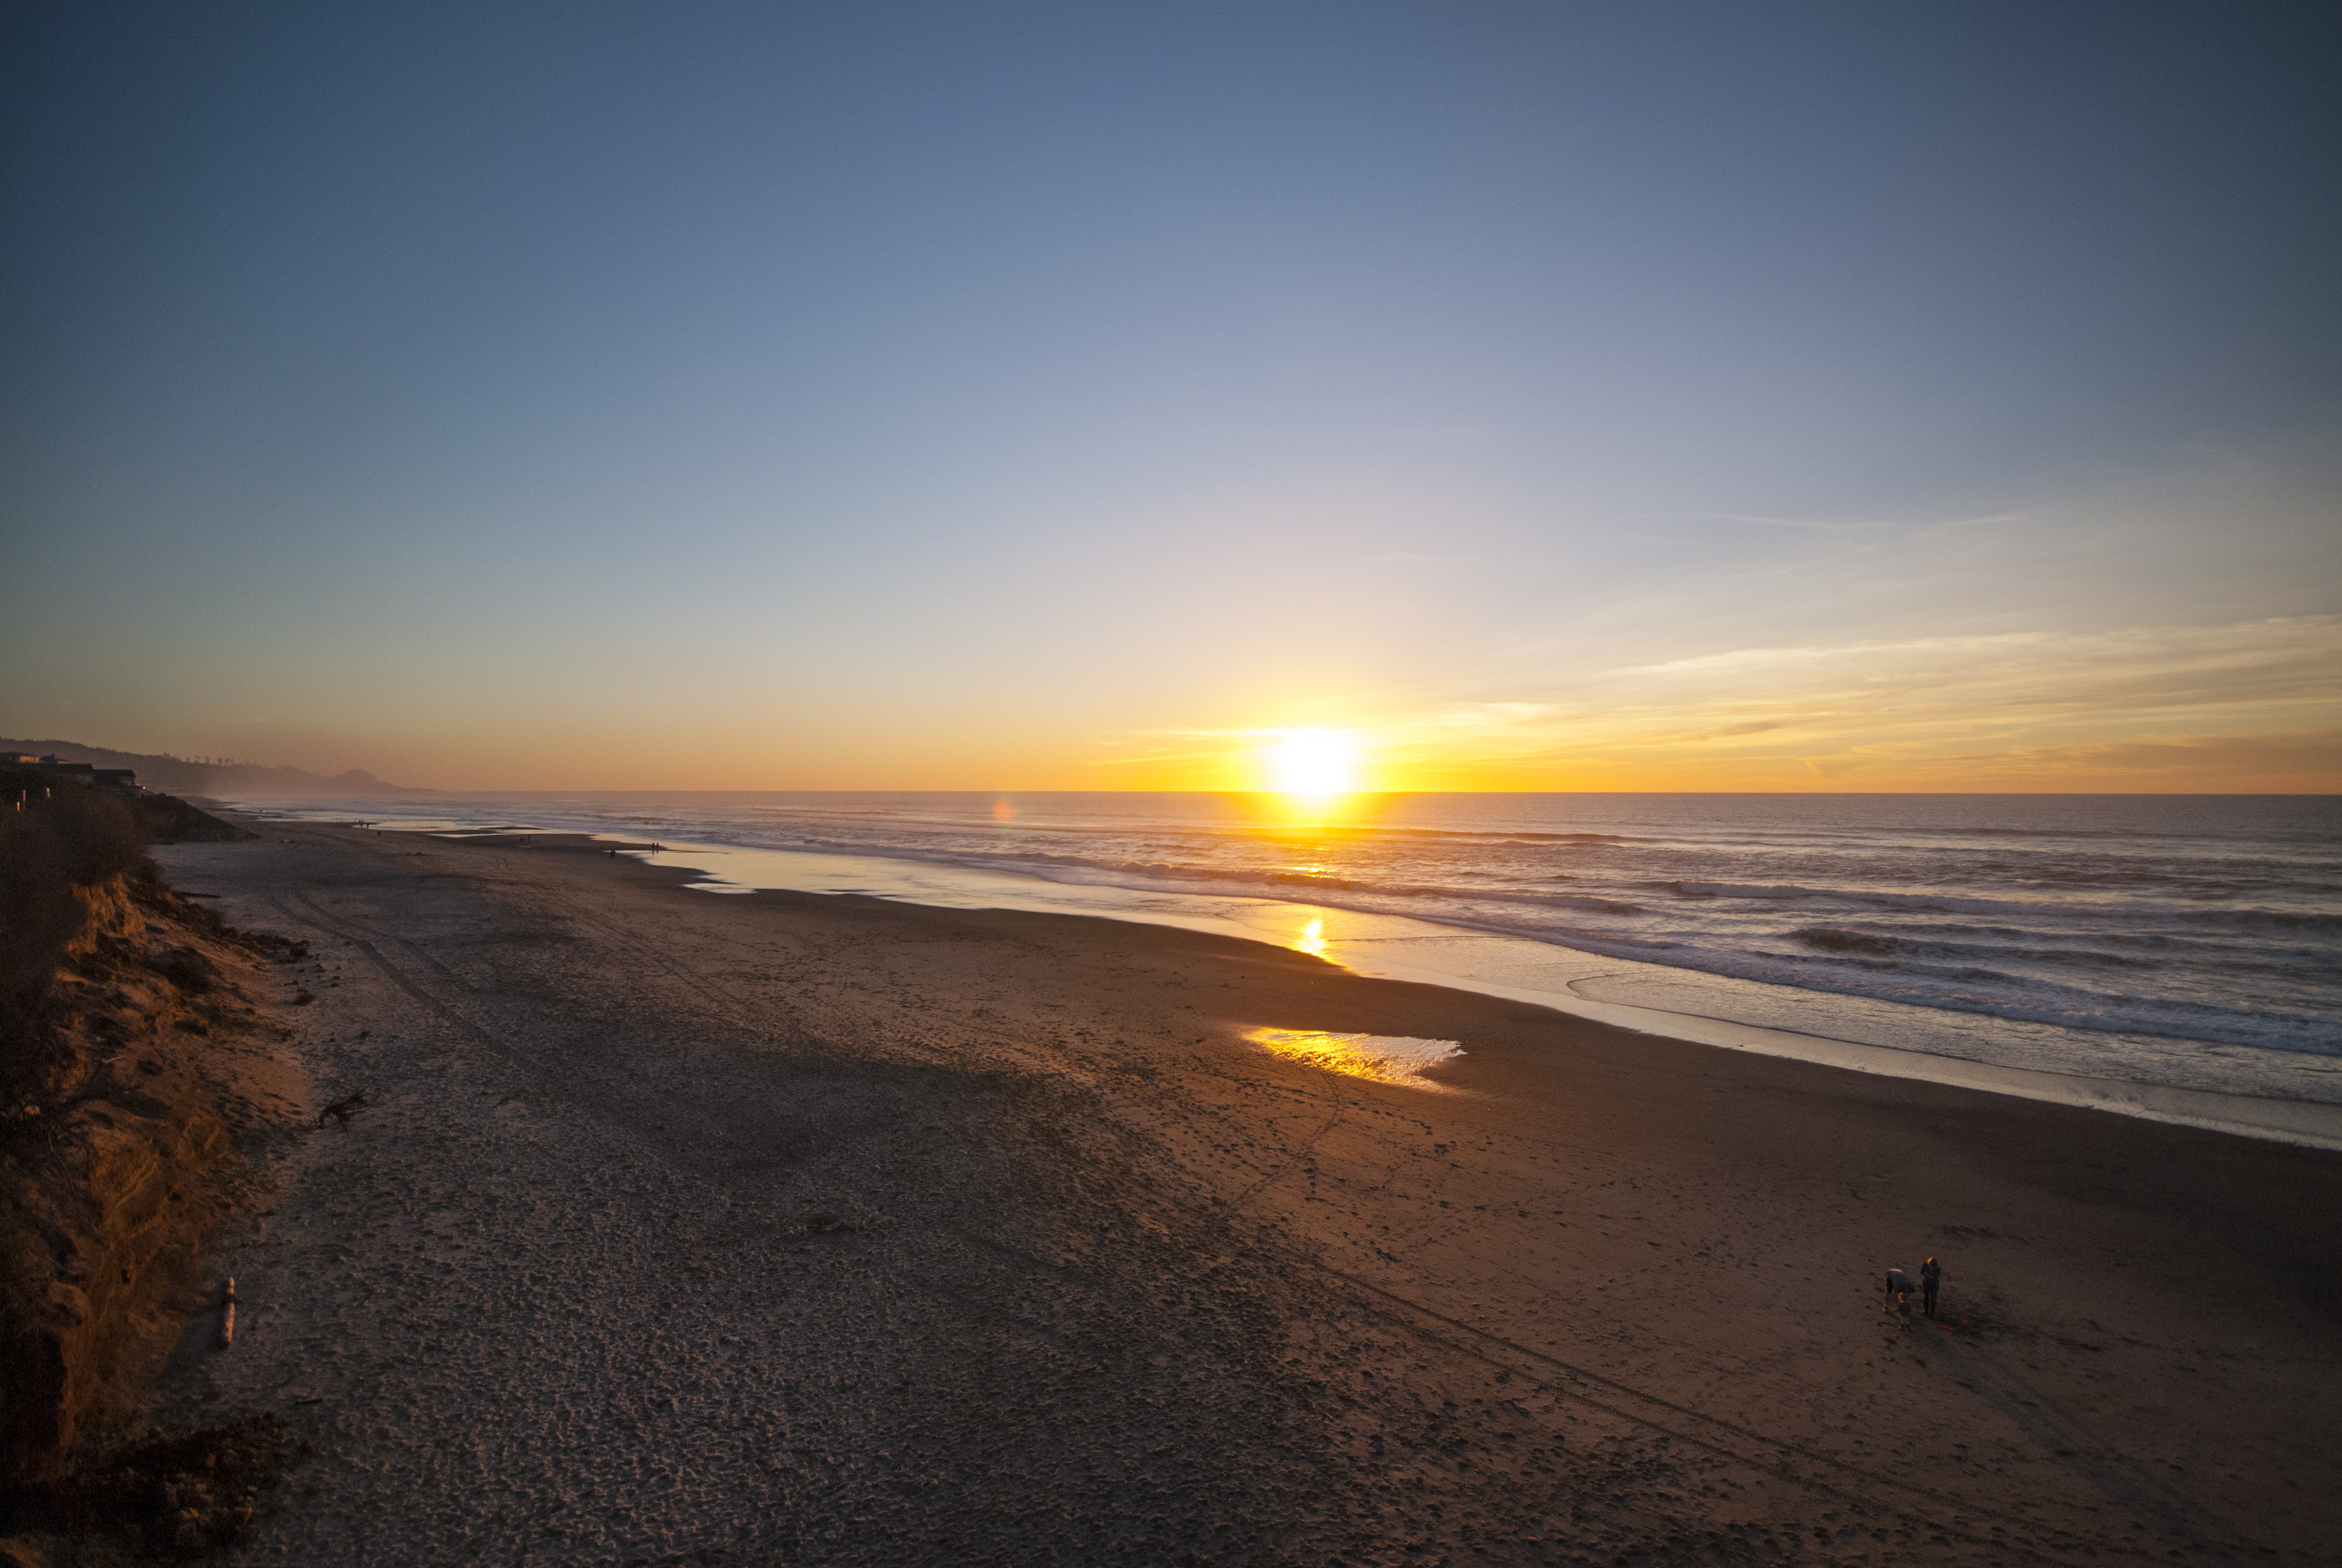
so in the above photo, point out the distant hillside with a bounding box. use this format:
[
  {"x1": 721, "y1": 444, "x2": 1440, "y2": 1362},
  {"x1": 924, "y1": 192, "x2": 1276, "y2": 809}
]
[{"x1": 1, "y1": 739, "x2": 430, "y2": 798}]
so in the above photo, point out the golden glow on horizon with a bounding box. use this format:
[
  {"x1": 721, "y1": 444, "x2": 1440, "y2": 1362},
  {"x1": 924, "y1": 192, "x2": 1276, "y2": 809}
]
[
  {"x1": 1267, "y1": 728, "x2": 1360, "y2": 801},
  {"x1": 101, "y1": 615, "x2": 2338, "y2": 793}
]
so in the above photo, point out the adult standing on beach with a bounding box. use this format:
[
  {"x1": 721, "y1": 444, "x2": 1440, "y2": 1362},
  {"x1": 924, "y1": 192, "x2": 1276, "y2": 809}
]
[{"x1": 1921, "y1": 1256, "x2": 1942, "y2": 1317}]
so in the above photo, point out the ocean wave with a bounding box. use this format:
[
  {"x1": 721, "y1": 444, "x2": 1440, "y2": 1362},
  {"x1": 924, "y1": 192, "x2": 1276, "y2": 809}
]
[
  {"x1": 1848, "y1": 919, "x2": 2337, "y2": 963},
  {"x1": 1626, "y1": 944, "x2": 2342, "y2": 1056},
  {"x1": 1791, "y1": 927, "x2": 2156, "y2": 970},
  {"x1": 2175, "y1": 907, "x2": 2342, "y2": 934},
  {"x1": 1410, "y1": 830, "x2": 1630, "y2": 844},
  {"x1": 1251, "y1": 825, "x2": 1635, "y2": 845},
  {"x1": 745, "y1": 806, "x2": 1643, "y2": 849},
  {"x1": 1661, "y1": 880, "x2": 2049, "y2": 916},
  {"x1": 969, "y1": 851, "x2": 1651, "y2": 915},
  {"x1": 1652, "y1": 879, "x2": 2342, "y2": 937},
  {"x1": 1773, "y1": 949, "x2": 2022, "y2": 984},
  {"x1": 1904, "y1": 824, "x2": 2199, "y2": 842},
  {"x1": 1792, "y1": 926, "x2": 1899, "y2": 956}
]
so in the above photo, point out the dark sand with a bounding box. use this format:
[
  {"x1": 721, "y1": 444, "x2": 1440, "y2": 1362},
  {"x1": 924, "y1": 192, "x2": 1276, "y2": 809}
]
[{"x1": 139, "y1": 820, "x2": 2341, "y2": 1566}]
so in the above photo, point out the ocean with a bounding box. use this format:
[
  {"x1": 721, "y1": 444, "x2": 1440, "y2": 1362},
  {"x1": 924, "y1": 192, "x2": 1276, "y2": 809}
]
[{"x1": 234, "y1": 791, "x2": 2342, "y2": 1136}]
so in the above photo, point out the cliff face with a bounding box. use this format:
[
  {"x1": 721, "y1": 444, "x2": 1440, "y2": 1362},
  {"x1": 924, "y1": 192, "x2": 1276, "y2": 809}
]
[{"x1": 0, "y1": 876, "x2": 305, "y2": 1485}]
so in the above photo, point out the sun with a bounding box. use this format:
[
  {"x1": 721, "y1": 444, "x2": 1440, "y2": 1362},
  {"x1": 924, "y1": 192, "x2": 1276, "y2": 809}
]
[{"x1": 1267, "y1": 729, "x2": 1359, "y2": 799}]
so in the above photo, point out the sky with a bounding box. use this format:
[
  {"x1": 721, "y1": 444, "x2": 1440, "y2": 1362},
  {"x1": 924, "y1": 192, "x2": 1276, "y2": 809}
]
[{"x1": 4, "y1": 1, "x2": 2338, "y2": 792}]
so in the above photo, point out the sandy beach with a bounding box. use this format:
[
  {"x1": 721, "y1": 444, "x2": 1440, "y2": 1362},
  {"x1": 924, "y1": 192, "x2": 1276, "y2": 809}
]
[{"x1": 134, "y1": 818, "x2": 2340, "y2": 1566}]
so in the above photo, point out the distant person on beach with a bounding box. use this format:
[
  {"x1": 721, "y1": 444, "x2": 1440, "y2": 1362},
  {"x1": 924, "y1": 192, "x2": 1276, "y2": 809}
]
[{"x1": 1921, "y1": 1256, "x2": 1942, "y2": 1317}]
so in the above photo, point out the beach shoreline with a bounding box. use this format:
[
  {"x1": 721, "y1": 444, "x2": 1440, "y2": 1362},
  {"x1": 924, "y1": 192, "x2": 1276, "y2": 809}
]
[
  {"x1": 129, "y1": 817, "x2": 2342, "y2": 1564},
  {"x1": 584, "y1": 825, "x2": 2342, "y2": 1152},
  {"x1": 227, "y1": 791, "x2": 2342, "y2": 1136},
  {"x1": 620, "y1": 830, "x2": 2342, "y2": 1152}
]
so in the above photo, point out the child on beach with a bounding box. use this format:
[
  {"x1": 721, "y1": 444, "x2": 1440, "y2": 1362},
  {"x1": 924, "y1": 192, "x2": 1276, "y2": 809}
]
[{"x1": 1884, "y1": 1266, "x2": 1915, "y2": 1331}]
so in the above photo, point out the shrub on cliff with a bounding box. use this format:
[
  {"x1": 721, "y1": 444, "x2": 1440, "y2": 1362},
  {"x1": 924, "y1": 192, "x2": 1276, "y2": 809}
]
[{"x1": 131, "y1": 793, "x2": 254, "y2": 844}]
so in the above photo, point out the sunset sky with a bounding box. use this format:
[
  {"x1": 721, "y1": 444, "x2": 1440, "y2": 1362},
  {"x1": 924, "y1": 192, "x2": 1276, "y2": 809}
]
[{"x1": 4, "y1": 2, "x2": 2337, "y2": 792}]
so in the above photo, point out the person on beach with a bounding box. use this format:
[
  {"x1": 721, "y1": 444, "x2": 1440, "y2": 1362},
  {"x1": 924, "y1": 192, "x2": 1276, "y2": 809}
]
[
  {"x1": 1921, "y1": 1256, "x2": 1942, "y2": 1317},
  {"x1": 1884, "y1": 1266, "x2": 1915, "y2": 1328}
]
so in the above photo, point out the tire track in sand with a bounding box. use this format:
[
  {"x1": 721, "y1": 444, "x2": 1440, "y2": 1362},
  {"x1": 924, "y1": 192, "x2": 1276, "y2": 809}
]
[{"x1": 1274, "y1": 1251, "x2": 2255, "y2": 1564}]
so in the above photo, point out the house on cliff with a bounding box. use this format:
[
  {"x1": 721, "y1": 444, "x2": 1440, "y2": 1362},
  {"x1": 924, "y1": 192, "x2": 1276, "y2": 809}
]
[{"x1": 9, "y1": 755, "x2": 142, "y2": 793}]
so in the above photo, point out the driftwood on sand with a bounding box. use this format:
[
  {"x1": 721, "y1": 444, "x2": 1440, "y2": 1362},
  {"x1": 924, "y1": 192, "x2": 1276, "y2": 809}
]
[{"x1": 317, "y1": 1091, "x2": 367, "y2": 1131}]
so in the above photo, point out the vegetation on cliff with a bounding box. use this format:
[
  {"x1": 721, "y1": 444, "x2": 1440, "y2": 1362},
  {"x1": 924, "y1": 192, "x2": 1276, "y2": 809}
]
[{"x1": 0, "y1": 783, "x2": 308, "y2": 1556}]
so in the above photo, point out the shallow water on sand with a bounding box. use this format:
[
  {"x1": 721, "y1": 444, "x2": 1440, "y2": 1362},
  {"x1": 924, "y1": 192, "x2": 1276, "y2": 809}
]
[{"x1": 1245, "y1": 1028, "x2": 1463, "y2": 1088}]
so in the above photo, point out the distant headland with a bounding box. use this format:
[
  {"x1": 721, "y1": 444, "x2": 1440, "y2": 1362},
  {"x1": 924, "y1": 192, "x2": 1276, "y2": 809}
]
[{"x1": 0, "y1": 738, "x2": 430, "y2": 798}]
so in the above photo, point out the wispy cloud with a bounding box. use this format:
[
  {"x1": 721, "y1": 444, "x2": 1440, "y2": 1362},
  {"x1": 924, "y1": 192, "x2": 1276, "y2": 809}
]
[
  {"x1": 1801, "y1": 730, "x2": 2342, "y2": 785},
  {"x1": 1658, "y1": 510, "x2": 2027, "y2": 535},
  {"x1": 1098, "y1": 616, "x2": 2342, "y2": 790}
]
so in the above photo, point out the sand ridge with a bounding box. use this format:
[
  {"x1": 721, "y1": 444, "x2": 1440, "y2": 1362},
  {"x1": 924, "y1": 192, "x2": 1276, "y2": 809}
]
[{"x1": 137, "y1": 821, "x2": 2341, "y2": 1565}]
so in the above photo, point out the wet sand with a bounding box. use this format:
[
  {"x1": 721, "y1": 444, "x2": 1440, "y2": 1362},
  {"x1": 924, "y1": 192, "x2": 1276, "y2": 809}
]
[{"x1": 143, "y1": 820, "x2": 2341, "y2": 1566}]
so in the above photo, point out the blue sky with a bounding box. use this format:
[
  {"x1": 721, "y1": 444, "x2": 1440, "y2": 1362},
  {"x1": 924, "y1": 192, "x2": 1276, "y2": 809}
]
[{"x1": 4, "y1": 2, "x2": 2337, "y2": 788}]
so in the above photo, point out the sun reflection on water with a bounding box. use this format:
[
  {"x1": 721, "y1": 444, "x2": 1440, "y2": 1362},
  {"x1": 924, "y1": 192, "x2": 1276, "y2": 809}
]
[
  {"x1": 1245, "y1": 1027, "x2": 1462, "y2": 1088},
  {"x1": 1293, "y1": 917, "x2": 1327, "y2": 956}
]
